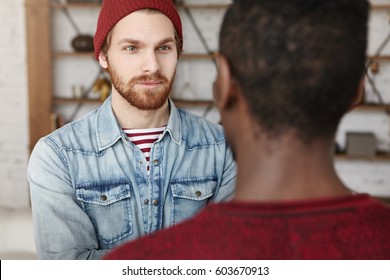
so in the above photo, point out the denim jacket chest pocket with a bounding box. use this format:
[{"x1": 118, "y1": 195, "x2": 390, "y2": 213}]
[
  {"x1": 75, "y1": 181, "x2": 132, "y2": 248},
  {"x1": 170, "y1": 177, "x2": 216, "y2": 225}
]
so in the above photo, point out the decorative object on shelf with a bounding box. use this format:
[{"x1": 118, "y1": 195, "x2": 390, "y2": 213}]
[
  {"x1": 93, "y1": 75, "x2": 111, "y2": 101},
  {"x1": 72, "y1": 84, "x2": 85, "y2": 99},
  {"x1": 71, "y1": 34, "x2": 94, "y2": 52},
  {"x1": 334, "y1": 142, "x2": 342, "y2": 154},
  {"x1": 346, "y1": 132, "x2": 377, "y2": 157},
  {"x1": 370, "y1": 60, "x2": 380, "y2": 74},
  {"x1": 365, "y1": 17, "x2": 390, "y2": 117},
  {"x1": 53, "y1": 0, "x2": 96, "y2": 52}
]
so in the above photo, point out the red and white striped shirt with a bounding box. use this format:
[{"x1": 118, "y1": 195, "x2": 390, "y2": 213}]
[{"x1": 123, "y1": 126, "x2": 166, "y2": 172}]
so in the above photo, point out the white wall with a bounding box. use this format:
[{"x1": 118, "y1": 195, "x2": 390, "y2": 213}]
[
  {"x1": 0, "y1": 0, "x2": 30, "y2": 208},
  {"x1": 0, "y1": 0, "x2": 389, "y2": 211},
  {"x1": 335, "y1": 1, "x2": 390, "y2": 197}
]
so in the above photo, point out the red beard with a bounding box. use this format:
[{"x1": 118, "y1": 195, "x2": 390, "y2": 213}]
[{"x1": 109, "y1": 68, "x2": 175, "y2": 111}]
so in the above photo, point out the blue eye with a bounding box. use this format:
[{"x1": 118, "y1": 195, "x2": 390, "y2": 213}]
[
  {"x1": 125, "y1": 46, "x2": 137, "y2": 51},
  {"x1": 159, "y1": 45, "x2": 171, "y2": 51}
]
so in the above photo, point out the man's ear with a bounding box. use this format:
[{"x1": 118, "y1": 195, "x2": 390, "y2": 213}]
[
  {"x1": 214, "y1": 53, "x2": 238, "y2": 111},
  {"x1": 350, "y1": 75, "x2": 365, "y2": 109},
  {"x1": 98, "y1": 51, "x2": 108, "y2": 70}
]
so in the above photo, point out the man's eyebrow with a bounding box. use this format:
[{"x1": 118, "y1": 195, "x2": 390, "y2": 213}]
[
  {"x1": 156, "y1": 37, "x2": 176, "y2": 45},
  {"x1": 117, "y1": 38, "x2": 143, "y2": 46},
  {"x1": 116, "y1": 37, "x2": 176, "y2": 46}
]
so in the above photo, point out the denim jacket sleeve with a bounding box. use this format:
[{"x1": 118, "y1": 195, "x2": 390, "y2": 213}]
[
  {"x1": 27, "y1": 138, "x2": 109, "y2": 260},
  {"x1": 212, "y1": 143, "x2": 236, "y2": 202}
]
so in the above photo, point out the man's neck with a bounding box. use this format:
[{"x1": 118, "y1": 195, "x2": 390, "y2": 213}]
[
  {"x1": 232, "y1": 132, "x2": 352, "y2": 202},
  {"x1": 111, "y1": 91, "x2": 170, "y2": 129}
]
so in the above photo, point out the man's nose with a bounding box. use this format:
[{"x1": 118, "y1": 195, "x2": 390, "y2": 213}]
[{"x1": 141, "y1": 51, "x2": 161, "y2": 74}]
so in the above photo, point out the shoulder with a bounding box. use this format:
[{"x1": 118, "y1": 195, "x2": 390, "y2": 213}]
[
  {"x1": 177, "y1": 108, "x2": 227, "y2": 146},
  {"x1": 41, "y1": 109, "x2": 100, "y2": 153}
]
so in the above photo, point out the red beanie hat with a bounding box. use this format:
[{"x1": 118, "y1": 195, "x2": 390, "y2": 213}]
[{"x1": 94, "y1": 0, "x2": 183, "y2": 60}]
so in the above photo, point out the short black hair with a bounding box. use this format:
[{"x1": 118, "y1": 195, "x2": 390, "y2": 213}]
[{"x1": 219, "y1": 0, "x2": 369, "y2": 143}]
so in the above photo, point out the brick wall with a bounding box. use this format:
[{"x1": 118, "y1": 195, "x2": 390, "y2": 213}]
[{"x1": 0, "y1": 0, "x2": 30, "y2": 208}]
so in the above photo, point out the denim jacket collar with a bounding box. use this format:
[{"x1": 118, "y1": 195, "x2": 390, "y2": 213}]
[
  {"x1": 96, "y1": 97, "x2": 182, "y2": 152},
  {"x1": 164, "y1": 99, "x2": 182, "y2": 146}
]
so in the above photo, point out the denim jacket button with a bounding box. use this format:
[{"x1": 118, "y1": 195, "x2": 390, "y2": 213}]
[
  {"x1": 144, "y1": 199, "x2": 149, "y2": 205},
  {"x1": 195, "y1": 191, "x2": 202, "y2": 197},
  {"x1": 153, "y1": 159, "x2": 159, "y2": 165},
  {"x1": 100, "y1": 195, "x2": 107, "y2": 201},
  {"x1": 152, "y1": 199, "x2": 159, "y2": 206}
]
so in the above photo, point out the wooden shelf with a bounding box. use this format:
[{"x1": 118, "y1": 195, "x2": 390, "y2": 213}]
[
  {"x1": 173, "y1": 99, "x2": 214, "y2": 107},
  {"x1": 54, "y1": 97, "x2": 101, "y2": 105},
  {"x1": 371, "y1": 3, "x2": 390, "y2": 10},
  {"x1": 351, "y1": 104, "x2": 390, "y2": 111},
  {"x1": 367, "y1": 55, "x2": 390, "y2": 61},
  {"x1": 53, "y1": 97, "x2": 214, "y2": 107},
  {"x1": 335, "y1": 152, "x2": 390, "y2": 161}
]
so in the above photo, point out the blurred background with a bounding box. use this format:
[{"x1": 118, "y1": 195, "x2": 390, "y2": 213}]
[{"x1": 1, "y1": 0, "x2": 389, "y2": 259}]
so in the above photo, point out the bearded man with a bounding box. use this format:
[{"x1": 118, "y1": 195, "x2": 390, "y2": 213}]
[{"x1": 27, "y1": 0, "x2": 236, "y2": 260}]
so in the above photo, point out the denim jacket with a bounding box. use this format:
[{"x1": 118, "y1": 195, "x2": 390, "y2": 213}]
[{"x1": 27, "y1": 97, "x2": 236, "y2": 259}]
